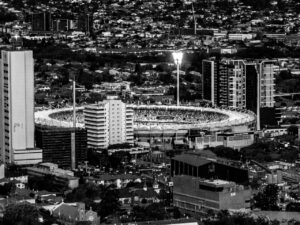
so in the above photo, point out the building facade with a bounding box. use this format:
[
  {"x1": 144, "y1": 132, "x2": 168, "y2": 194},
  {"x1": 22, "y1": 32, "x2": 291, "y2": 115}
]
[
  {"x1": 173, "y1": 175, "x2": 251, "y2": 215},
  {"x1": 0, "y1": 50, "x2": 42, "y2": 165},
  {"x1": 27, "y1": 163, "x2": 79, "y2": 189},
  {"x1": 171, "y1": 153, "x2": 249, "y2": 185},
  {"x1": 31, "y1": 12, "x2": 52, "y2": 32},
  {"x1": 189, "y1": 131, "x2": 255, "y2": 150},
  {"x1": 84, "y1": 96, "x2": 134, "y2": 149},
  {"x1": 35, "y1": 125, "x2": 87, "y2": 168},
  {"x1": 202, "y1": 58, "x2": 277, "y2": 129},
  {"x1": 202, "y1": 59, "x2": 246, "y2": 108}
]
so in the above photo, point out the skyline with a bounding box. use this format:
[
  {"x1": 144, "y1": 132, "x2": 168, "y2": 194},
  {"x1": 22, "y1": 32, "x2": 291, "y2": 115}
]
[{"x1": 0, "y1": 0, "x2": 300, "y2": 224}]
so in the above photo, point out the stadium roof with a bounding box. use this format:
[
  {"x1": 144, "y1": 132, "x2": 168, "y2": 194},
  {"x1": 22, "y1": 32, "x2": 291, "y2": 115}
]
[{"x1": 35, "y1": 104, "x2": 256, "y2": 131}]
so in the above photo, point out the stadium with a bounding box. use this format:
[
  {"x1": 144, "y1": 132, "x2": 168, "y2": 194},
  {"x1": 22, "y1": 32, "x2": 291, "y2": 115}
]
[{"x1": 35, "y1": 105, "x2": 256, "y2": 147}]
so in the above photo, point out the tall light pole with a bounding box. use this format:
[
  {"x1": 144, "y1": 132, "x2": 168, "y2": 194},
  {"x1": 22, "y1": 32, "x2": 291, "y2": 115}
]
[
  {"x1": 191, "y1": 2, "x2": 197, "y2": 35},
  {"x1": 172, "y1": 52, "x2": 183, "y2": 106},
  {"x1": 71, "y1": 76, "x2": 76, "y2": 170}
]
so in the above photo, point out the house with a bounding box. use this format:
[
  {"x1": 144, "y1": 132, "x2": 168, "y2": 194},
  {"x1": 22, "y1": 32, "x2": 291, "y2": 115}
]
[
  {"x1": 26, "y1": 163, "x2": 79, "y2": 189},
  {"x1": 86, "y1": 174, "x2": 141, "y2": 189},
  {"x1": 35, "y1": 190, "x2": 63, "y2": 204},
  {"x1": 132, "y1": 187, "x2": 160, "y2": 205},
  {"x1": 44, "y1": 202, "x2": 100, "y2": 225},
  {"x1": 119, "y1": 184, "x2": 161, "y2": 207}
]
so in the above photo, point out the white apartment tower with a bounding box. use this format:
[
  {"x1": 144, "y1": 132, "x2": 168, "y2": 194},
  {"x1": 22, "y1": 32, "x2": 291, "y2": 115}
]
[
  {"x1": 259, "y1": 61, "x2": 276, "y2": 108},
  {"x1": 84, "y1": 96, "x2": 134, "y2": 149},
  {"x1": 0, "y1": 50, "x2": 42, "y2": 165},
  {"x1": 202, "y1": 59, "x2": 246, "y2": 108}
]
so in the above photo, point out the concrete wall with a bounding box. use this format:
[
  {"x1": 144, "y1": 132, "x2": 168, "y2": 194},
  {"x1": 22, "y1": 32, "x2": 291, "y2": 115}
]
[{"x1": 173, "y1": 175, "x2": 250, "y2": 213}]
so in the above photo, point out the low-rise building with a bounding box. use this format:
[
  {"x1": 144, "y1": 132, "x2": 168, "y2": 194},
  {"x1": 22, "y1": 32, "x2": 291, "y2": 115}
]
[
  {"x1": 43, "y1": 202, "x2": 100, "y2": 225},
  {"x1": 26, "y1": 163, "x2": 79, "y2": 189},
  {"x1": 86, "y1": 173, "x2": 141, "y2": 188},
  {"x1": 171, "y1": 153, "x2": 249, "y2": 185},
  {"x1": 173, "y1": 175, "x2": 251, "y2": 216}
]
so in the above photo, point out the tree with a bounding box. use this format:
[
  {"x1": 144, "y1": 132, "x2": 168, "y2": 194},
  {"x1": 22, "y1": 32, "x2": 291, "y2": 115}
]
[
  {"x1": 145, "y1": 203, "x2": 166, "y2": 220},
  {"x1": 28, "y1": 174, "x2": 63, "y2": 192},
  {"x1": 76, "y1": 221, "x2": 92, "y2": 225},
  {"x1": 145, "y1": 24, "x2": 152, "y2": 32},
  {"x1": 65, "y1": 182, "x2": 103, "y2": 205},
  {"x1": 211, "y1": 146, "x2": 241, "y2": 161},
  {"x1": 3, "y1": 203, "x2": 40, "y2": 225},
  {"x1": 158, "y1": 189, "x2": 172, "y2": 206},
  {"x1": 10, "y1": 0, "x2": 24, "y2": 9},
  {"x1": 203, "y1": 212, "x2": 272, "y2": 225},
  {"x1": 131, "y1": 203, "x2": 167, "y2": 221},
  {"x1": 286, "y1": 202, "x2": 300, "y2": 212},
  {"x1": 287, "y1": 125, "x2": 298, "y2": 136},
  {"x1": 99, "y1": 188, "x2": 120, "y2": 221},
  {"x1": 254, "y1": 184, "x2": 279, "y2": 210},
  {"x1": 173, "y1": 207, "x2": 182, "y2": 219},
  {"x1": 0, "y1": 8, "x2": 17, "y2": 23},
  {"x1": 86, "y1": 93, "x2": 104, "y2": 104},
  {"x1": 35, "y1": 93, "x2": 48, "y2": 105},
  {"x1": 250, "y1": 177, "x2": 261, "y2": 190},
  {"x1": 60, "y1": 68, "x2": 70, "y2": 85},
  {"x1": 158, "y1": 72, "x2": 173, "y2": 85},
  {"x1": 0, "y1": 182, "x2": 16, "y2": 196}
]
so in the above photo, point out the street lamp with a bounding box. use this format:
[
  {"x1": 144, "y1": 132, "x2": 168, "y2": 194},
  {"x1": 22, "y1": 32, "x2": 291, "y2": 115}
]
[{"x1": 172, "y1": 51, "x2": 183, "y2": 106}]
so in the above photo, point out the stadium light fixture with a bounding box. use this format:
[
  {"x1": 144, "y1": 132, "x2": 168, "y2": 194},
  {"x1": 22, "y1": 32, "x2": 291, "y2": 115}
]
[
  {"x1": 172, "y1": 51, "x2": 183, "y2": 65},
  {"x1": 172, "y1": 51, "x2": 183, "y2": 106}
]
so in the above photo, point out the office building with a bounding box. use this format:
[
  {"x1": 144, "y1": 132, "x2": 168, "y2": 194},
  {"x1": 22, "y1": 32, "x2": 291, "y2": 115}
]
[
  {"x1": 202, "y1": 58, "x2": 277, "y2": 129},
  {"x1": 171, "y1": 153, "x2": 249, "y2": 185},
  {"x1": 189, "y1": 130, "x2": 255, "y2": 150},
  {"x1": 31, "y1": 12, "x2": 52, "y2": 32},
  {"x1": 35, "y1": 125, "x2": 87, "y2": 168},
  {"x1": 52, "y1": 19, "x2": 79, "y2": 32},
  {"x1": 27, "y1": 163, "x2": 79, "y2": 189},
  {"x1": 173, "y1": 175, "x2": 251, "y2": 215},
  {"x1": 0, "y1": 50, "x2": 42, "y2": 165},
  {"x1": 52, "y1": 19, "x2": 69, "y2": 32},
  {"x1": 77, "y1": 13, "x2": 92, "y2": 34},
  {"x1": 84, "y1": 96, "x2": 134, "y2": 149}
]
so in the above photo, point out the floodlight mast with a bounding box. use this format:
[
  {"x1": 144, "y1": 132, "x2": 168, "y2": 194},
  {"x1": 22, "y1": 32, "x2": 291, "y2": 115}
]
[{"x1": 172, "y1": 52, "x2": 183, "y2": 106}]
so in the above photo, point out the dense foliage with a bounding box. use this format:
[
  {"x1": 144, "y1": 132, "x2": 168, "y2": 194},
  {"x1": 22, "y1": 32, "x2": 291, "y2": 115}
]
[
  {"x1": 203, "y1": 210, "x2": 280, "y2": 225},
  {"x1": 253, "y1": 184, "x2": 280, "y2": 211},
  {"x1": 3, "y1": 203, "x2": 40, "y2": 225}
]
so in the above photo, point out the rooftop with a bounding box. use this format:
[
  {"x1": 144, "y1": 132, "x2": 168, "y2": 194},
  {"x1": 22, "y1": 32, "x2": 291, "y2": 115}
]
[
  {"x1": 202, "y1": 179, "x2": 231, "y2": 186},
  {"x1": 173, "y1": 154, "x2": 211, "y2": 167}
]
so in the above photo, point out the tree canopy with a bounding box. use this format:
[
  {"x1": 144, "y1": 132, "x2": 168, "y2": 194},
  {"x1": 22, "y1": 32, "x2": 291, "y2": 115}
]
[
  {"x1": 3, "y1": 203, "x2": 40, "y2": 225},
  {"x1": 254, "y1": 184, "x2": 280, "y2": 211}
]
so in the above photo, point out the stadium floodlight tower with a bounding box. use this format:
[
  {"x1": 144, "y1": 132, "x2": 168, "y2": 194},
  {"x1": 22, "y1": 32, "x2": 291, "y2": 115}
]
[
  {"x1": 172, "y1": 51, "x2": 183, "y2": 106},
  {"x1": 71, "y1": 74, "x2": 76, "y2": 170}
]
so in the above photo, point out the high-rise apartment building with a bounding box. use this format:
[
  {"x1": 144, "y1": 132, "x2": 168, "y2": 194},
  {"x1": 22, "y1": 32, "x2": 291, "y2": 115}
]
[
  {"x1": 202, "y1": 58, "x2": 277, "y2": 129},
  {"x1": 202, "y1": 59, "x2": 246, "y2": 108},
  {"x1": 259, "y1": 61, "x2": 276, "y2": 108},
  {"x1": 84, "y1": 96, "x2": 134, "y2": 149},
  {"x1": 0, "y1": 50, "x2": 42, "y2": 165}
]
